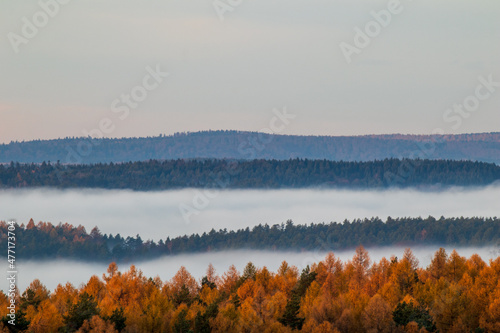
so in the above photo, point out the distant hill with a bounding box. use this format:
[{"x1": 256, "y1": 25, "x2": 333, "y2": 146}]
[{"x1": 1, "y1": 130, "x2": 499, "y2": 164}]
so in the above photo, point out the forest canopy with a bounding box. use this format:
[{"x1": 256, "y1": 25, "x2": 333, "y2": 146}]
[
  {"x1": 1, "y1": 158, "x2": 500, "y2": 190},
  {"x1": 1, "y1": 247, "x2": 499, "y2": 332},
  {"x1": 1, "y1": 216, "x2": 498, "y2": 262}
]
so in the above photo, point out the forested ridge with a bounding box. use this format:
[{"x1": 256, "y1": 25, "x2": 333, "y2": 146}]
[
  {"x1": 1, "y1": 130, "x2": 500, "y2": 164},
  {"x1": 1, "y1": 247, "x2": 500, "y2": 332},
  {"x1": 1, "y1": 158, "x2": 500, "y2": 190},
  {"x1": 1, "y1": 217, "x2": 498, "y2": 262}
]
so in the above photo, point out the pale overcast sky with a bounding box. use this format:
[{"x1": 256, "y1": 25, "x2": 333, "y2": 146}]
[{"x1": 0, "y1": 0, "x2": 499, "y2": 143}]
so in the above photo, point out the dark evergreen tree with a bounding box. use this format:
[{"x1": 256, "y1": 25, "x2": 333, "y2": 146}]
[
  {"x1": 103, "y1": 307, "x2": 126, "y2": 332},
  {"x1": 279, "y1": 266, "x2": 317, "y2": 330},
  {"x1": 63, "y1": 292, "x2": 99, "y2": 332},
  {"x1": 173, "y1": 308, "x2": 192, "y2": 333},
  {"x1": 393, "y1": 301, "x2": 436, "y2": 332},
  {"x1": 0, "y1": 310, "x2": 30, "y2": 332},
  {"x1": 173, "y1": 285, "x2": 192, "y2": 306},
  {"x1": 279, "y1": 294, "x2": 304, "y2": 330}
]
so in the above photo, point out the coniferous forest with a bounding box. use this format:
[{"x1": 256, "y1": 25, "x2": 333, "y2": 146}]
[
  {"x1": 1, "y1": 217, "x2": 498, "y2": 262},
  {"x1": 1, "y1": 158, "x2": 499, "y2": 190}
]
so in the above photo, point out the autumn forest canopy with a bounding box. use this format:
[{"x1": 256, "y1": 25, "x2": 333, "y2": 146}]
[{"x1": 2, "y1": 247, "x2": 500, "y2": 332}]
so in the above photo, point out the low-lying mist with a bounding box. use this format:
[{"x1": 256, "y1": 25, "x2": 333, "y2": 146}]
[
  {"x1": 1, "y1": 186, "x2": 499, "y2": 240},
  {"x1": 2, "y1": 246, "x2": 498, "y2": 292}
]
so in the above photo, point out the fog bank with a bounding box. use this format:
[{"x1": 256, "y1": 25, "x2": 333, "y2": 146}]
[{"x1": 1, "y1": 186, "x2": 499, "y2": 240}]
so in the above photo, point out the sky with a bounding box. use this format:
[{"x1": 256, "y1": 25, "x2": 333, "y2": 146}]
[{"x1": 0, "y1": 0, "x2": 499, "y2": 144}]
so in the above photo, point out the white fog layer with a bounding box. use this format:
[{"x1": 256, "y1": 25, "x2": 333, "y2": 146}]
[{"x1": 1, "y1": 186, "x2": 499, "y2": 240}]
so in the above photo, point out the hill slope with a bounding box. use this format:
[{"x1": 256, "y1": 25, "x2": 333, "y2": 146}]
[{"x1": 1, "y1": 131, "x2": 499, "y2": 164}]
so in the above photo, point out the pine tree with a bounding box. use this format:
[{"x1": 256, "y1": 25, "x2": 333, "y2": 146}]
[{"x1": 63, "y1": 292, "x2": 99, "y2": 332}]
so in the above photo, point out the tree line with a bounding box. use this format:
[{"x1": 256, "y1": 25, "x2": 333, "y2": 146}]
[
  {"x1": 1, "y1": 158, "x2": 500, "y2": 190},
  {"x1": 1, "y1": 247, "x2": 499, "y2": 332},
  {"x1": 1, "y1": 216, "x2": 498, "y2": 262}
]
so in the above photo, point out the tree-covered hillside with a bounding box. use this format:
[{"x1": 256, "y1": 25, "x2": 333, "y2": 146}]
[
  {"x1": 1, "y1": 216, "x2": 498, "y2": 262},
  {"x1": 1, "y1": 130, "x2": 499, "y2": 164},
  {"x1": 1, "y1": 158, "x2": 499, "y2": 190}
]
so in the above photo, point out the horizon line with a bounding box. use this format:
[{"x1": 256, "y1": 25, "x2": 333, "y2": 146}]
[{"x1": 2, "y1": 129, "x2": 500, "y2": 145}]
